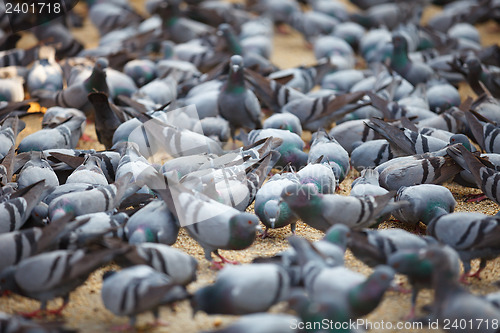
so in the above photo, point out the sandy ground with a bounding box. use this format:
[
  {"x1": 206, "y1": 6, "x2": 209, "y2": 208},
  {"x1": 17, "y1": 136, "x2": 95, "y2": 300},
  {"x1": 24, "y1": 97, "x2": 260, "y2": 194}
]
[{"x1": 2, "y1": 1, "x2": 500, "y2": 332}]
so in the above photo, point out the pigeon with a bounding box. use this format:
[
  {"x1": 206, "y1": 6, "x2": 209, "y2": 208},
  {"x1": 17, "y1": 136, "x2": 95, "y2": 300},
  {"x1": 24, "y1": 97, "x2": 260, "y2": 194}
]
[
  {"x1": 350, "y1": 139, "x2": 394, "y2": 171},
  {"x1": 0, "y1": 116, "x2": 24, "y2": 159},
  {"x1": 65, "y1": 155, "x2": 109, "y2": 186},
  {"x1": 202, "y1": 313, "x2": 301, "y2": 333},
  {"x1": 191, "y1": 263, "x2": 291, "y2": 315},
  {"x1": 297, "y1": 161, "x2": 337, "y2": 194},
  {"x1": 281, "y1": 183, "x2": 401, "y2": 231},
  {"x1": 119, "y1": 242, "x2": 198, "y2": 286},
  {"x1": 281, "y1": 91, "x2": 366, "y2": 132},
  {"x1": 263, "y1": 113, "x2": 303, "y2": 136},
  {"x1": 151, "y1": 175, "x2": 261, "y2": 268},
  {"x1": 0, "y1": 180, "x2": 46, "y2": 233},
  {"x1": 0, "y1": 247, "x2": 125, "y2": 317},
  {"x1": 329, "y1": 119, "x2": 381, "y2": 154},
  {"x1": 17, "y1": 151, "x2": 59, "y2": 200},
  {"x1": 33, "y1": 58, "x2": 109, "y2": 114},
  {"x1": 347, "y1": 228, "x2": 437, "y2": 267},
  {"x1": 463, "y1": 109, "x2": 500, "y2": 154},
  {"x1": 392, "y1": 184, "x2": 456, "y2": 229},
  {"x1": 268, "y1": 58, "x2": 335, "y2": 94},
  {"x1": 0, "y1": 311, "x2": 76, "y2": 332},
  {"x1": 376, "y1": 151, "x2": 462, "y2": 191},
  {"x1": 426, "y1": 212, "x2": 500, "y2": 280},
  {"x1": 124, "y1": 199, "x2": 179, "y2": 246},
  {"x1": 388, "y1": 245, "x2": 461, "y2": 319},
  {"x1": 447, "y1": 144, "x2": 500, "y2": 205},
  {"x1": 350, "y1": 169, "x2": 389, "y2": 197},
  {"x1": 27, "y1": 56, "x2": 64, "y2": 94},
  {"x1": 307, "y1": 130, "x2": 350, "y2": 183},
  {"x1": 218, "y1": 55, "x2": 262, "y2": 139},
  {"x1": 57, "y1": 212, "x2": 128, "y2": 250},
  {"x1": 123, "y1": 59, "x2": 157, "y2": 87},
  {"x1": 245, "y1": 128, "x2": 307, "y2": 169},
  {"x1": 389, "y1": 33, "x2": 435, "y2": 86},
  {"x1": 289, "y1": 236, "x2": 395, "y2": 318},
  {"x1": 254, "y1": 172, "x2": 301, "y2": 236},
  {"x1": 87, "y1": 92, "x2": 125, "y2": 150},
  {"x1": 48, "y1": 173, "x2": 132, "y2": 221},
  {"x1": 0, "y1": 214, "x2": 85, "y2": 273},
  {"x1": 101, "y1": 265, "x2": 188, "y2": 329},
  {"x1": 418, "y1": 246, "x2": 500, "y2": 331},
  {"x1": 17, "y1": 116, "x2": 87, "y2": 153}
]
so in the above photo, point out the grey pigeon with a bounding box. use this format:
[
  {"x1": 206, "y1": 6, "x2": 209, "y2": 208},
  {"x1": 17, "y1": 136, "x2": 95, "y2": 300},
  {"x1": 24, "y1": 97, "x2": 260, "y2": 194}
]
[
  {"x1": 152, "y1": 175, "x2": 261, "y2": 268},
  {"x1": 447, "y1": 144, "x2": 500, "y2": 205},
  {"x1": 308, "y1": 130, "x2": 350, "y2": 183},
  {"x1": 418, "y1": 246, "x2": 500, "y2": 331},
  {"x1": 119, "y1": 242, "x2": 197, "y2": 286},
  {"x1": 17, "y1": 116, "x2": 86, "y2": 153},
  {"x1": 0, "y1": 311, "x2": 76, "y2": 332},
  {"x1": 0, "y1": 180, "x2": 46, "y2": 233},
  {"x1": 0, "y1": 117, "x2": 24, "y2": 159},
  {"x1": 0, "y1": 247, "x2": 124, "y2": 317},
  {"x1": 464, "y1": 109, "x2": 500, "y2": 154},
  {"x1": 392, "y1": 184, "x2": 456, "y2": 229},
  {"x1": 297, "y1": 162, "x2": 336, "y2": 194},
  {"x1": 350, "y1": 139, "x2": 394, "y2": 171},
  {"x1": 350, "y1": 169, "x2": 389, "y2": 197},
  {"x1": 65, "y1": 155, "x2": 108, "y2": 186},
  {"x1": 191, "y1": 263, "x2": 291, "y2": 315},
  {"x1": 427, "y1": 212, "x2": 500, "y2": 280},
  {"x1": 388, "y1": 245, "x2": 461, "y2": 319},
  {"x1": 245, "y1": 128, "x2": 307, "y2": 169},
  {"x1": 255, "y1": 172, "x2": 301, "y2": 236},
  {"x1": 101, "y1": 265, "x2": 188, "y2": 328},
  {"x1": 376, "y1": 151, "x2": 462, "y2": 191},
  {"x1": 347, "y1": 228, "x2": 437, "y2": 267},
  {"x1": 17, "y1": 151, "x2": 59, "y2": 200},
  {"x1": 281, "y1": 183, "x2": 402, "y2": 231},
  {"x1": 263, "y1": 113, "x2": 303, "y2": 136},
  {"x1": 218, "y1": 55, "x2": 262, "y2": 139},
  {"x1": 125, "y1": 199, "x2": 179, "y2": 246}
]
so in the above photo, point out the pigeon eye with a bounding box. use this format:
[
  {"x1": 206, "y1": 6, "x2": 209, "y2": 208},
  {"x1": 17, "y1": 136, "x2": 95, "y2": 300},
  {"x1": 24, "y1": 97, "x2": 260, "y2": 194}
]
[{"x1": 247, "y1": 220, "x2": 253, "y2": 225}]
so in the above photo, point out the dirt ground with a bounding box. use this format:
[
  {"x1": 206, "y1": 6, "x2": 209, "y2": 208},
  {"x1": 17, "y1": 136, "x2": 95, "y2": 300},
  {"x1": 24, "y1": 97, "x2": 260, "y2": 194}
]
[{"x1": 2, "y1": 1, "x2": 500, "y2": 332}]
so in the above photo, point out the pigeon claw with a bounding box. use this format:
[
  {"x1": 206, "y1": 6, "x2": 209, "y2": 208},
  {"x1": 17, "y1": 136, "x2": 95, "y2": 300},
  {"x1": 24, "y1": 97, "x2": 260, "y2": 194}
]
[
  {"x1": 110, "y1": 323, "x2": 134, "y2": 332},
  {"x1": 210, "y1": 260, "x2": 225, "y2": 270},
  {"x1": 465, "y1": 193, "x2": 488, "y2": 203}
]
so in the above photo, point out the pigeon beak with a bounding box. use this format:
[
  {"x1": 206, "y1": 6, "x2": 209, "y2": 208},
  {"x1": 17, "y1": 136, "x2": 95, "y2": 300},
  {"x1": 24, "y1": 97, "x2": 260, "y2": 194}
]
[
  {"x1": 232, "y1": 65, "x2": 239, "y2": 72},
  {"x1": 269, "y1": 218, "x2": 276, "y2": 229},
  {"x1": 255, "y1": 225, "x2": 263, "y2": 233}
]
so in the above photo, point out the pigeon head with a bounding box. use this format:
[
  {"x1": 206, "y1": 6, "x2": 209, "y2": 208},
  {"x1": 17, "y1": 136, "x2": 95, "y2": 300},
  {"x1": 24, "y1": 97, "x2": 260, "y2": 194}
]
[
  {"x1": 228, "y1": 213, "x2": 260, "y2": 249},
  {"x1": 449, "y1": 134, "x2": 472, "y2": 151},
  {"x1": 388, "y1": 250, "x2": 433, "y2": 278},
  {"x1": 94, "y1": 58, "x2": 109, "y2": 72},
  {"x1": 323, "y1": 224, "x2": 351, "y2": 249},
  {"x1": 229, "y1": 55, "x2": 244, "y2": 73},
  {"x1": 418, "y1": 246, "x2": 457, "y2": 281},
  {"x1": 191, "y1": 284, "x2": 222, "y2": 316},
  {"x1": 263, "y1": 200, "x2": 280, "y2": 228},
  {"x1": 391, "y1": 33, "x2": 408, "y2": 53}
]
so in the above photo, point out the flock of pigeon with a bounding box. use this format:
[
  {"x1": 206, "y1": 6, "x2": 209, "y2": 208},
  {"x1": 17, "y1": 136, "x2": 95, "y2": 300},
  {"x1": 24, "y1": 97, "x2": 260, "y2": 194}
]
[{"x1": 1, "y1": 0, "x2": 500, "y2": 331}]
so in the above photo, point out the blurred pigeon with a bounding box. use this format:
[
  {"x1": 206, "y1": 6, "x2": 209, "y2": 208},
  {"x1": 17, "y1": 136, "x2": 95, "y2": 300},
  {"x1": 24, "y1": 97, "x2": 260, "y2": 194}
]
[
  {"x1": 347, "y1": 228, "x2": 436, "y2": 267},
  {"x1": 119, "y1": 242, "x2": 197, "y2": 286},
  {"x1": 308, "y1": 130, "x2": 350, "y2": 183},
  {"x1": 0, "y1": 116, "x2": 24, "y2": 159},
  {"x1": 102, "y1": 265, "x2": 188, "y2": 329},
  {"x1": 191, "y1": 263, "x2": 291, "y2": 315},
  {"x1": 297, "y1": 161, "x2": 336, "y2": 194},
  {"x1": 255, "y1": 172, "x2": 301, "y2": 236},
  {"x1": 263, "y1": 113, "x2": 303, "y2": 136},
  {"x1": 427, "y1": 212, "x2": 500, "y2": 280},
  {"x1": 218, "y1": 55, "x2": 262, "y2": 139},
  {"x1": 0, "y1": 180, "x2": 46, "y2": 233},
  {"x1": 17, "y1": 151, "x2": 59, "y2": 200},
  {"x1": 418, "y1": 246, "x2": 500, "y2": 330},
  {"x1": 0, "y1": 247, "x2": 124, "y2": 317}
]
